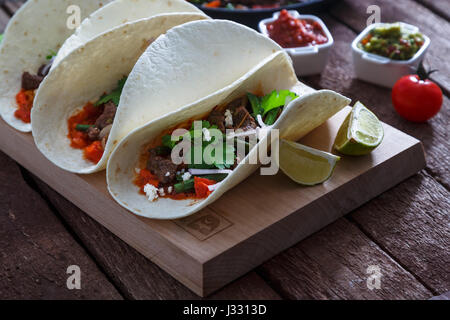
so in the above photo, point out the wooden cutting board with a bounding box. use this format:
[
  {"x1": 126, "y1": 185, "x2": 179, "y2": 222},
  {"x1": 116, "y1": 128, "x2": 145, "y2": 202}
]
[{"x1": 0, "y1": 106, "x2": 425, "y2": 296}]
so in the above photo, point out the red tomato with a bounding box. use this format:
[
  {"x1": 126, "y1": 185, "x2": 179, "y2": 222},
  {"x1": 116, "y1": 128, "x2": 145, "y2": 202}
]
[{"x1": 392, "y1": 75, "x2": 443, "y2": 122}]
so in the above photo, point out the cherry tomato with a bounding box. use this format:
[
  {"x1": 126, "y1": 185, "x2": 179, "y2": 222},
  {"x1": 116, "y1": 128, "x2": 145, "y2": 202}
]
[{"x1": 392, "y1": 75, "x2": 443, "y2": 122}]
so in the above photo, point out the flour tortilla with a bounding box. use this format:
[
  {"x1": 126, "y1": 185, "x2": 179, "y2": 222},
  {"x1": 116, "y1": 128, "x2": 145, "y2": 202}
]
[
  {"x1": 32, "y1": 19, "x2": 288, "y2": 174},
  {"x1": 52, "y1": 0, "x2": 203, "y2": 67},
  {"x1": 31, "y1": 13, "x2": 208, "y2": 174},
  {"x1": 106, "y1": 51, "x2": 351, "y2": 220},
  {"x1": 0, "y1": 0, "x2": 112, "y2": 132}
]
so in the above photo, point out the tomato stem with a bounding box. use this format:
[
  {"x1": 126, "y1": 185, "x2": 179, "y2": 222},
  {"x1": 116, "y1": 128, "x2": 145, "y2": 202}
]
[{"x1": 416, "y1": 61, "x2": 438, "y2": 80}]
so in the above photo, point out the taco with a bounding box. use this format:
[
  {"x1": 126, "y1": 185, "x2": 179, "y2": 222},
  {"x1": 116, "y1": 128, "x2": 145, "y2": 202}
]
[
  {"x1": 0, "y1": 0, "x2": 113, "y2": 132},
  {"x1": 106, "y1": 21, "x2": 350, "y2": 220},
  {"x1": 0, "y1": 0, "x2": 203, "y2": 132},
  {"x1": 32, "y1": 19, "x2": 295, "y2": 174},
  {"x1": 31, "y1": 12, "x2": 209, "y2": 174}
]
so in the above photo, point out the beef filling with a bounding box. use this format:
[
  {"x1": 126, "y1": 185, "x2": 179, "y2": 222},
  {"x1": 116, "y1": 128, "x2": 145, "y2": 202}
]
[
  {"x1": 21, "y1": 72, "x2": 43, "y2": 91},
  {"x1": 233, "y1": 106, "x2": 257, "y2": 131},
  {"x1": 21, "y1": 60, "x2": 53, "y2": 91},
  {"x1": 207, "y1": 110, "x2": 226, "y2": 132},
  {"x1": 95, "y1": 101, "x2": 116, "y2": 129},
  {"x1": 147, "y1": 153, "x2": 178, "y2": 185}
]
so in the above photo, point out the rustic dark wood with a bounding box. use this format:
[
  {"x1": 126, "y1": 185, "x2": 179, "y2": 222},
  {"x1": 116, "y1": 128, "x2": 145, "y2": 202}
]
[
  {"x1": 299, "y1": 14, "x2": 450, "y2": 296},
  {"x1": 31, "y1": 175, "x2": 282, "y2": 300},
  {"x1": 329, "y1": 0, "x2": 450, "y2": 93},
  {"x1": 1, "y1": 0, "x2": 26, "y2": 17},
  {"x1": 350, "y1": 171, "x2": 450, "y2": 294},
  {"x1": 258, "y1": 218, "x2": 431, "y2": 299},
  {"x1": 415, "y1": 0, "x2": 450, "y2": 22},
  {"x1": 0, "y1": 151, "x2": 122, "y2": 299},
  {"x1": 0, "y1": 0, "x2": 448, "y2": 300},
  {"x1": 303, "y1": 15, "x2": 450, "y2": 188},
  {"x1": 0, "y1": 3, "x2": 10, "y2": 31}
]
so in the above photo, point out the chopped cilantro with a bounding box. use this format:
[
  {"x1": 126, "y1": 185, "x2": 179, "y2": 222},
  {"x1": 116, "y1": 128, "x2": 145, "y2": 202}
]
[
  {"x1": 46, "y1": 50, "x2": 57, "y2": 60},
  {"x1": 249, "y1": 90, "x2": 298, "y2": 125},
  {"x1": 95, "y1": 77, "x2": 127, "y2": 106}
]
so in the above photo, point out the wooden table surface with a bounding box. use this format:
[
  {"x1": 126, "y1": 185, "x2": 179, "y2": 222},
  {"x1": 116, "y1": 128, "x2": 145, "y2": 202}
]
[{"x1": 0, "y1": 0, "x2": 448, "y2": 300}]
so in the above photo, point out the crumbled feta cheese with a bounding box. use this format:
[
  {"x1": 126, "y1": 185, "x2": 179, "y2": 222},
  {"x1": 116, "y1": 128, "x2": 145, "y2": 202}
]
[
  {"x1": 143, "y1": 184, "x2": 159, "y2": 202},
  {"x1": 182, "y1": 172, "x2": 192, "y2": 181},
  {"x1": 135, "y1": 168, "x2": 141, "y2": 174},
  {"x1": 167, "y1": 186, "x2": 173, "y2": 194},
  {"x1": 159, "y1": 188, "x2": 165, "y2": 197},
  {"x1": 203, "y1": 128, "x2": 212, "y2": 142},
  {"x1": 165, "y1": 171, "x2": 170, "y2": 177},
  {"x1": 224, "y1": 109, "x2": 233, "y2": 127}
]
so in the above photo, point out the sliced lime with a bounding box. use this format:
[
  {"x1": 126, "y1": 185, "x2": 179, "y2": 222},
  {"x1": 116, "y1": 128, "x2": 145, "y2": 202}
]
[
  {"x1": 334, "y1": 101, "x2": 384, "y2": 156},
  {"x1": 279, "y1": 139, "x2": 340, "y2": 186}
]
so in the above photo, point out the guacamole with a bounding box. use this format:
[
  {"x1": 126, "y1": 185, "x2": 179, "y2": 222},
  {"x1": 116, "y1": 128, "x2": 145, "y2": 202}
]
[{"x1": 358, "y1": 23, "x2": 424, "y2": 61}]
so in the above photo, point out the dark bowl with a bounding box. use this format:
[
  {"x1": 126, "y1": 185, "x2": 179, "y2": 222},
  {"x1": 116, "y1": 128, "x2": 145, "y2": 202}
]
[{"x1": 194, "y1": 0, "x2": 339, "y2": 29}]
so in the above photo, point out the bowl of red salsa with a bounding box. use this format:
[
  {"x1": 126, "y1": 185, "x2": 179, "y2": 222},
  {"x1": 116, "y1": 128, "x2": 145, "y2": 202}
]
[{"x1": 259, "y1": 10, "x2": 333, "y2": 76}]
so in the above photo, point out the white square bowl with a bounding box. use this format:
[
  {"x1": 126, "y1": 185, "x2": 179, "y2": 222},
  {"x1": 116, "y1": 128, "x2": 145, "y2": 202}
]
[
  {"x1": 352, "y1": 22, "x2": 430, "y2": 88},
  {"x1": 258, "y1": 11, "x2": 334, "y2": 76}
]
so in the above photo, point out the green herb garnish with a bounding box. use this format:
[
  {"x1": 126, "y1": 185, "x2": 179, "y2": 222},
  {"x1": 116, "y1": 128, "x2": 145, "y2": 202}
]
[
  {"x1": 249, "y1": 90, "x2": 298, "y2": 125},
  {"x1": 46, "y1": 50, "x2": 57, "y2": 60},
  {"x1": 95, "y1": 77, "x2": 127, "y2": 106},
  {"x1": 75, "y1": 124, "x2": 93, "y2": 132}
]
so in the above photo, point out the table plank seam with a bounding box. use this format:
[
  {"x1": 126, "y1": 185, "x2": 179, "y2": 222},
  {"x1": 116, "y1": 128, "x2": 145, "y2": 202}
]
[
  {"x1": 17, "y1": 165, "x2": 128, "y2": 300},
  {"x1": 345, "y1": 211, "x2": 438, "y2": 296},
  {"x1": 1, "y1": 1, "x2": 16, "y2": 17},
  {"x1": 424, "y1": 167, "x2": 450, "y2": 192},
  {"x1": 413, "y1": 0, "x2": 450, "y2": 22}
]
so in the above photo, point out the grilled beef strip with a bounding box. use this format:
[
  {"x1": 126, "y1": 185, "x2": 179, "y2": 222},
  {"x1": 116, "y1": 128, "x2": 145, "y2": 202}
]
[
  {"x1": 147, "y1": 152, "x2": 178, "y2": 185},
  {"x1": 21, "y1": 72, "x2": 43, "y2": 91},
  {"x1": 207, "y1": 110, "x2": 226, "y2": 133},
  {"x1": 21, "y1": 60, "x2": 54, "y2": 91}
]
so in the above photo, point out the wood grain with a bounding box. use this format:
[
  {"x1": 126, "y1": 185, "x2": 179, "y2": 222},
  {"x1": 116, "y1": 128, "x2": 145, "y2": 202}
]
[
  {"x1": 258, "y1": 218, "x2": 431, "y2": 299},
  {"x1": 1, "y1": 0, "x2": 447, "y2": 300},
  {"x1": 31, "y1": 175, "x2": 281, "y2": 299},
  {"x1": 0, "y1": 104, "x2": 426, "y2": 296},
  {"x1": 0, "y1": 151, "x2": 121, "y2": 299},
  {"x1": 302, "y1": 15, "x2": 450, "y2": 188},
  {"x1": 350, "y1": 171, "x2": 450, "y2": 294},
  {"x1": 414, "y1": 0, "x2": 450, "y2": 22},
  {"x1": 1, "y1": 0, "x2": 26, "y2": 16},
  {"x1": 0, "y1": 4, "x2": 10, "y2": 31},
  {"x1": 329, "y1": 0, "x2": 450, "y2": 93}
]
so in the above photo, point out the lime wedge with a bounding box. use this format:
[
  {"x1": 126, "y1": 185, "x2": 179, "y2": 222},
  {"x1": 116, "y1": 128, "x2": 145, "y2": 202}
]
[
  {"x1": 279, "y1": 140, "x2": 340, "y2": 186},
  {"x1": 334, "y1": 101, "x2": 384, "y2": 156}
]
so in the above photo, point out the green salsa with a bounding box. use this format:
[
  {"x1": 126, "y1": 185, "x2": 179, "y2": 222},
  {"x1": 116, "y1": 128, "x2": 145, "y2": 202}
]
[{"x1": 358, "y1": 23, "x2": 424, "y2": 61}]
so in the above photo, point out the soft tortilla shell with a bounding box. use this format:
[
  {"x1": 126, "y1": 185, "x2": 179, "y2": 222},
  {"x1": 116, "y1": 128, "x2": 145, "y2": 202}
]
[
  {"x1": 33, "y1": 19, "x2": 285, "y2": 174},
  {"x1": 107, "y1": 51, "x2": 351, "y2": 220},
  {"x1": 53, "y1": 0, "x2": 203, "y2": 66},
  {"x1": 32, "y1": 13, "x2": 207, "y2": 174},
  {"x1": 0, "y1": 0, "x2": 112, "y2": 132}
]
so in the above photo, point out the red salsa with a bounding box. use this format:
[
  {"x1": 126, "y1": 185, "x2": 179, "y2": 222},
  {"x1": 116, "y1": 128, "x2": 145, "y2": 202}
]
[
  {"x1": 15, "y1": 89, "x2": 35, "y2": 123},
  {"x1": 67, "y1": 102, "x2": 105, "y2": 164},
  {"x1": 266, "y1": 10, "x2": 328, "y2": 48}
]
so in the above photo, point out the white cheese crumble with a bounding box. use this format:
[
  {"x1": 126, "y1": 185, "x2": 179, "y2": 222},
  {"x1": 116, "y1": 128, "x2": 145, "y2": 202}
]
[
  {"x1": 203, "y1": 128, "x2": 212, "y2": 142},
  {"x1": 143, "y1": 184, "x2": 159, "y2": 202},
  {"x1": 135, "y1": 168, "x2": 141, "y2": 174},
  {"x1": 159, "y1": 188, "x2": 165, "y2": 197},
  {"x1": 182, "y1": 172, "x2": 192, "y2": 181},
  {"x1": 165, "y1": 171, "x2": 170, "y2": 177},
  {"x1": 167, "y1": 186, "x2": 173, "y2": 194},
  {"x1": 224, "y1": 109, "x2": 233, "y2": 127}
]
